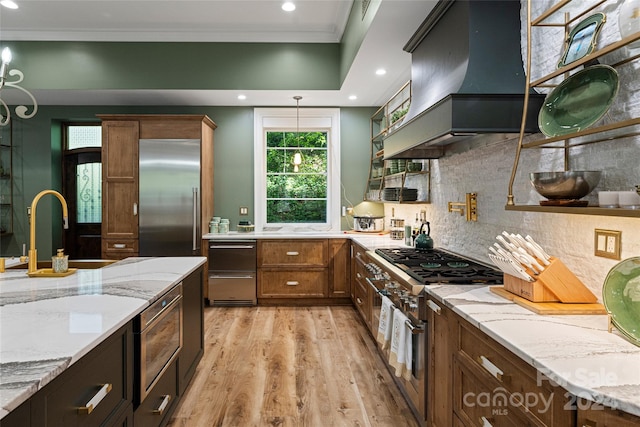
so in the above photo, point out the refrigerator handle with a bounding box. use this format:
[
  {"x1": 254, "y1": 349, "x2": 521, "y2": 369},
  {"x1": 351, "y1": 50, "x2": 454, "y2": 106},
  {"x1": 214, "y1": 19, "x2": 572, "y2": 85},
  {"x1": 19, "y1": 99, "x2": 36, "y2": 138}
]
[{"x1": 192, "y1": 187, "x2": 198, "y2": 251}]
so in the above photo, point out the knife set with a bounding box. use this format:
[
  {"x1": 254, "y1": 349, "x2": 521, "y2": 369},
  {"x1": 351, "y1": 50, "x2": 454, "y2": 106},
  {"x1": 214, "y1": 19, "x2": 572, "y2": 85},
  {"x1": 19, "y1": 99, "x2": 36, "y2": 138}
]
[{"x1": 488, "y1": 232, "x2": 597, "y2": 303}]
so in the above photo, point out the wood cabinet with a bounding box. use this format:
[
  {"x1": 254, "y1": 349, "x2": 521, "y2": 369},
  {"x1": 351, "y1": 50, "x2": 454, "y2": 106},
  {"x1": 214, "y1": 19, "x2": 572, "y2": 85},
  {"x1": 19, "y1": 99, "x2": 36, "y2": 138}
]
[
  {"x1": 350, "y1": 242, "x2": 371, "y2": 325},
  {"x1": 453, "y1": 316, "x2": 574, "y2": 427},
  {"x1": 329, "y1": 238, "x2": 350, "y2": 298},
  {"x1": 25, "y1": 321, "x2": 134, "y2": 427},
  {"x1": 577, "y1": 401, "x2": 640, "y2": 427},
  {"x1": 426, "y1": 297, "x2": 455, "y2": 427},
  {"x1": 178, "y1": 266, "x2": 204, "y2": 396},
  {"x1": 257, "y1": 239, "x2": 328, "y2": 299},
  {"x1": 134, "y1": 361, "x2": 178, "y2": 427},
  {"x1": 101, "y1": 120, "x2": 139, "y2": 259},
  {"x1": 99, "y1": 115, "x2": 216, "y2": 260}
]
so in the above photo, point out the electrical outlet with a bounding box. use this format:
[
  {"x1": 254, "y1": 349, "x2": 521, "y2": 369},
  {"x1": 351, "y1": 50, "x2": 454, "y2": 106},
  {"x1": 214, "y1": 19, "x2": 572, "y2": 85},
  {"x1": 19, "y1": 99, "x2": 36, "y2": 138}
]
[
  {"x1": 239, "y1": 207, "x2": 249, "y2": 216},
  {"x1": 594, "y1": 229, "x2": 621, "y2": 260}
]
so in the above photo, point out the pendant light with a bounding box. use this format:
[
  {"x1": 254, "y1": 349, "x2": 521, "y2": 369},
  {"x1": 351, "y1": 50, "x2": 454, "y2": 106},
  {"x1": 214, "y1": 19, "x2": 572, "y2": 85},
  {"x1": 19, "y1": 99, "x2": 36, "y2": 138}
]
[{"x1": 292, "y1": 95, "x2": 303, "y2": 172}]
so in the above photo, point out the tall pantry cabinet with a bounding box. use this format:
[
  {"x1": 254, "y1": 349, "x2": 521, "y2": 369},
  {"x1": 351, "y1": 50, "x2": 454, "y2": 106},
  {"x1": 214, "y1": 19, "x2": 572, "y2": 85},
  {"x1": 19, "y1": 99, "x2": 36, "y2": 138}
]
[{"x1": 99, "y1": 115, "x2": 216, "y2": 260}]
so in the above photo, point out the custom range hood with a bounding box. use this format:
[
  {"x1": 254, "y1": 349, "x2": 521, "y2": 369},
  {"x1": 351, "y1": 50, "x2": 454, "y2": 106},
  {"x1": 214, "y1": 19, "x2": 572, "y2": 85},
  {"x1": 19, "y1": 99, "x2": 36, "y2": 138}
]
[{"x1": 384, "y1": 0, "x2": 545, "y2": 159}]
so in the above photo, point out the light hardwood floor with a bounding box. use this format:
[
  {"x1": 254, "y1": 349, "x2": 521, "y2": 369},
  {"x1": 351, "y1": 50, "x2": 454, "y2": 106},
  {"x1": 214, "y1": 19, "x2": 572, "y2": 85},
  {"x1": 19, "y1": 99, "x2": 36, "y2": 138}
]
[{"x1": 167, "y1": 305, "x2": 420, "y2": 427}]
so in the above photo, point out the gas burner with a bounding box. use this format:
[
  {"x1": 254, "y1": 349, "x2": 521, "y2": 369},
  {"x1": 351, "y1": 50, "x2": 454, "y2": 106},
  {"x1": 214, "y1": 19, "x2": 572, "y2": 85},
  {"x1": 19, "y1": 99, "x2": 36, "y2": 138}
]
[{"x1": 375, "y1": 247, "x2": 503, "y2": 285}]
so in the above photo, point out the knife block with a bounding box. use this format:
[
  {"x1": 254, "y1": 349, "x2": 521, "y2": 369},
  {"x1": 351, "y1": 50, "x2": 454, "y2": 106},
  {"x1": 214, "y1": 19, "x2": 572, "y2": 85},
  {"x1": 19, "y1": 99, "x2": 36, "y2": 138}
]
[{"x1": 503, "y1": 257, "x2": 597, "y2": 303}]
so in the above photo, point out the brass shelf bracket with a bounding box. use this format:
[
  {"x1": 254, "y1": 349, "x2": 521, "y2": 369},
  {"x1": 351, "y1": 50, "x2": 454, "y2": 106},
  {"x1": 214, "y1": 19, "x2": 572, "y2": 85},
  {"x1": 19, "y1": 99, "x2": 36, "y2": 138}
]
[{"x1": 448, "y1": 193, "x2": 478, "y2": 222}]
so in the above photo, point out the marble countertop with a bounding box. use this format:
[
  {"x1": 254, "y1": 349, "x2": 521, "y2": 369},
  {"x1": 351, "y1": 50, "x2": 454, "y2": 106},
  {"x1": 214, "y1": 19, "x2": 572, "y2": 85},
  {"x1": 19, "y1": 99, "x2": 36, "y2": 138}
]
[
  {"x1": 429, "y1": 284, "x2": 640, "y2": 417},
  {"x1": 0, "y1": 256, "x2": 206, "y2": 419}
]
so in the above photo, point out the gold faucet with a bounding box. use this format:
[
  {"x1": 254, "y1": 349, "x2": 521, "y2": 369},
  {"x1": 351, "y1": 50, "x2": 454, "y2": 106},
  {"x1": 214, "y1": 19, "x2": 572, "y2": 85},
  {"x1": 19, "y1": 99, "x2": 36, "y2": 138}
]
[{"x1": 28, "y1": 190, "x2": 69, "y2": 274}]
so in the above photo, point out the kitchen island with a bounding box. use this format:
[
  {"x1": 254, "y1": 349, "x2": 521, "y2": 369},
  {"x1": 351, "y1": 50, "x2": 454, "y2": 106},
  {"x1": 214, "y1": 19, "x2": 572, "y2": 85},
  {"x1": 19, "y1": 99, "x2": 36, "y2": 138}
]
[{"x1": 0, "y1": 256, "x2": 206, "y2": 422}]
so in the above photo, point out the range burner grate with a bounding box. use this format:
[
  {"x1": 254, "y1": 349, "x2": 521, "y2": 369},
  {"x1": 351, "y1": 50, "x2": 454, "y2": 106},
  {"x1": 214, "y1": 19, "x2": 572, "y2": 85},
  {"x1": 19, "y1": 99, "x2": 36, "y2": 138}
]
[{"x1": 375, "y1": 248, "x2": 503, "y2": 285}]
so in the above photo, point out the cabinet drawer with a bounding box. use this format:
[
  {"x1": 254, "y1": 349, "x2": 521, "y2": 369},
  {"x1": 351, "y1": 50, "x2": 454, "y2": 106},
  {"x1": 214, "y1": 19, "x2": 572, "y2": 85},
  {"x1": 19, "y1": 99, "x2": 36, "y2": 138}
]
[
  {"x1": 578, "y1": 401, "x2": 640, "y2": 427},
  {"x1": 259, "y1": 270, "x2": 327, "y2": 297},
  {"x1": 353, "y1": 278, "x2": 370, "y2": 323},
  {"x1": 34, "y1": 323, "x2": 132, "y2": 427},
  {"x1": 103, "y1": 239, "x2": 139, "y2": 259},
  {"x1": 453, "y1": 358, "x2": 532, "y2": 427},
  {"x1": 134, "y1": 361, "x2": 178, "y2": 427},
  {"x1": 457, "y1": 320, "x2": 572, "y2": 426},
  {"x1": 258, "y1": 240, "x2": 328, "y2": 267}
]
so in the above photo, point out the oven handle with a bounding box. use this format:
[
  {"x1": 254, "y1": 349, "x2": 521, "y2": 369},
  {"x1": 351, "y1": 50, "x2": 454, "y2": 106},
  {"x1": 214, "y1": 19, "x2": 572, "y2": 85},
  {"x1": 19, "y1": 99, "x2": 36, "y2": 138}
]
[
  {"x1": 142, "y1": 292, "x2": 183, "y2": 332},
  {"x1": 405, "y1": 319, "x2": 425, "y2": 334},
  {"x1": 209, "y1": 244, "x2": 255, "y2": 250}
]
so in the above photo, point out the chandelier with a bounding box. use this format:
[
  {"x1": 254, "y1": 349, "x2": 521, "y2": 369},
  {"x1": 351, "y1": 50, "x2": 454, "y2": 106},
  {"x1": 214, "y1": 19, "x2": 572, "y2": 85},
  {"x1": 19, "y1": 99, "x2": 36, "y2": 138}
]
[{"x1": 0, "y1": 47, "x2": 38, "y2": 126}]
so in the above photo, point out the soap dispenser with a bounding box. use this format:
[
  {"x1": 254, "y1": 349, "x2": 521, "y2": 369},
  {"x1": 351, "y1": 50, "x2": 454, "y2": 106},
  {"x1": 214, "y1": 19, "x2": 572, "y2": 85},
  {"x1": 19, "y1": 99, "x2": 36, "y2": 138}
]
[{"x1": 52, "y1": 249, "x2": 69, "y2": 273}]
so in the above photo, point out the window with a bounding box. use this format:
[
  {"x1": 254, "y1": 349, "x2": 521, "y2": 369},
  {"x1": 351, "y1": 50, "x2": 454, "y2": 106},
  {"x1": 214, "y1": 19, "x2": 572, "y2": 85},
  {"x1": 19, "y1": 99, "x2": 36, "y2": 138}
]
[
  {"x1": 254, "y1": 108, "x2": 340, "y2": 232},
  {"x1": 63, "y1": 124, "x2": 102, "y2": 224}
]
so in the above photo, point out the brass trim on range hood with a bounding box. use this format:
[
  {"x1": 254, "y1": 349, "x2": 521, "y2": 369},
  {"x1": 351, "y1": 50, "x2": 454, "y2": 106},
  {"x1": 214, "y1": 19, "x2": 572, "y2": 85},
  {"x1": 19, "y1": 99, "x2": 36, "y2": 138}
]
[
  {"x1": 384, "y1": 93, "x2": 545, "y2": 159},
  {"x1": 384, "y1": 0, "x2": 544, "y2": 160}
]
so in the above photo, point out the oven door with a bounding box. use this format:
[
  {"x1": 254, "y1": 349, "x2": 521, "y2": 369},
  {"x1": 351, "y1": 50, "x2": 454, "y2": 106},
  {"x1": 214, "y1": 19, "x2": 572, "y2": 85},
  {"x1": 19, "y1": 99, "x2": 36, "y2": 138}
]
[{"x1": 136, "y1": 284, "x2": 183, "y2": 403}]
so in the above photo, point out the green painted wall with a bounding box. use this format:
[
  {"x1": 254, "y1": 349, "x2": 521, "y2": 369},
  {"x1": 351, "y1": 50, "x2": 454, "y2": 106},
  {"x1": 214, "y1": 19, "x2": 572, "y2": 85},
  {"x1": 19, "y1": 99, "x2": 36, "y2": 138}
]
[
  {"x1": 0, "y1": 105, "x2": 375, "y2": 258},
  {"x1": 4, "y1": 41, "x2": 341, "y2": 90},
  {"x1": 340, "y1": 0, "x2": 381, "y2": 81}
]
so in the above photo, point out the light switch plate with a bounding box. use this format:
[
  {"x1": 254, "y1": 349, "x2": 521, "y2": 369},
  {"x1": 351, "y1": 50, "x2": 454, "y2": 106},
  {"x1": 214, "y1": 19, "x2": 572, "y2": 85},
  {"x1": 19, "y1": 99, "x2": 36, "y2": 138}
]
[
  {"x1": 594, "y1": 229, "x2": 621, "y2": 260},
  {"x1": 239, "y1": 207, "x2": 248, "y2": 215}
]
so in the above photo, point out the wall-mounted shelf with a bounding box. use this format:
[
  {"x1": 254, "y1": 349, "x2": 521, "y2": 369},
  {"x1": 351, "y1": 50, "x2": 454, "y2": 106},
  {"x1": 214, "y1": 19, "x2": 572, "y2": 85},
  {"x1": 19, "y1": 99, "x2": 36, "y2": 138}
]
[
  {"x1": 365, "y1": 81, "x2": 430, "y2": 204},
  {"x1": 506, "y1": 0, "x2": 640, "y2": 218}
]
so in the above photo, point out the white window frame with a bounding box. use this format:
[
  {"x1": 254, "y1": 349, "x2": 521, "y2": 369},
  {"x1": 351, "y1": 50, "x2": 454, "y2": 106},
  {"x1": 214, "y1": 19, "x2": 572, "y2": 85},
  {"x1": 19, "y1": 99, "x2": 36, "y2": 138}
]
[{"x1": 254, "y1": 107, "x2": 341, "y2": 232}]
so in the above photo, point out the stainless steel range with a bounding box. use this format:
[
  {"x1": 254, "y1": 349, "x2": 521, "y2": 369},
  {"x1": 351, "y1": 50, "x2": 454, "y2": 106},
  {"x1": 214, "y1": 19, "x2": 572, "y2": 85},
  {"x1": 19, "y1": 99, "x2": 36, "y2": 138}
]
[{"x1": 362, "y1": 247, "x2": 503, "y2": 426}]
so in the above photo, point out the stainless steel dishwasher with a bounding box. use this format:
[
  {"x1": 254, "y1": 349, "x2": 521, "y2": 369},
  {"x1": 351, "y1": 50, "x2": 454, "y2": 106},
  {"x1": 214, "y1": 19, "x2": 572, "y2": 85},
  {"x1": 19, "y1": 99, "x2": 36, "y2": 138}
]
[{"x1": 208, "y1": 240, "x2": 257, "y2": 306}]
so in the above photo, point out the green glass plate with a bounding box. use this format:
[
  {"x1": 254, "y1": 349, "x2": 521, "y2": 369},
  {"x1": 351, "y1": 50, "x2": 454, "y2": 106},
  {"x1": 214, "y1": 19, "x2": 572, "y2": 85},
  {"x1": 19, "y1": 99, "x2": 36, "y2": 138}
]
[
  {"x1": 538, "y1": 65, "x2": 619, "y2": 137},
  {"x1": 602, "y1": 257, "x2": 640, "y2": 346}
]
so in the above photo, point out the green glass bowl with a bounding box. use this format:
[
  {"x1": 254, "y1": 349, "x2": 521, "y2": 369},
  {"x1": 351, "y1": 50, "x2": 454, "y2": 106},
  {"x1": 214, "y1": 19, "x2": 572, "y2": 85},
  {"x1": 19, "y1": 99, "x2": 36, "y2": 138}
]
[
  {"x1": 602, "y1": 257, "x2": 640, "y2": 346},
  {"x1": 538, "y1": 65, "x2": 619, "y2": 137}
]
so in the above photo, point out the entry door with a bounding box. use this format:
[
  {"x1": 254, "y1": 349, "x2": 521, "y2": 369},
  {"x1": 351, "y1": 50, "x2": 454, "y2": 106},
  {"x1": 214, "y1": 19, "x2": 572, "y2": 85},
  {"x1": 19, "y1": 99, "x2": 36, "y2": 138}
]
[{"x1": 63, "y1": 151, "x2": 102, "y2": 259}]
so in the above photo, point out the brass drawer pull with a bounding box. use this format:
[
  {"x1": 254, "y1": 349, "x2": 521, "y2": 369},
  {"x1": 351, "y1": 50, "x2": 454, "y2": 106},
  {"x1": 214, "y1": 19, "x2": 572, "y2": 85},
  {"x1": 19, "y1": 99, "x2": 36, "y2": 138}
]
[
  {"x1": 113, "y1": 243, "x2": 126, "y2": 249},
  {"x1": 478, "y1": 355, "x2": 505, "y2": 382},
  {"x1": 286, "y1": 251, "x2": 299, "y2": 256},
  {"x1": 153, "y1": 395, "x2": 171, "y2": 415},
  {"x1": 356, "y1": 297, "x2": 363, "y2": 305},
  {"x1": 77, "y1": 383, "x2": 112, "y2": 415},
  {"x1": 286, "y1": 281, "x2": 299, "y2": 286},
  {"x1": 426, "y1": 299, "x2": 441, "y2": 315},
  {"x1": 480, "y1": 416, "x2": 494, "y2": 427}
]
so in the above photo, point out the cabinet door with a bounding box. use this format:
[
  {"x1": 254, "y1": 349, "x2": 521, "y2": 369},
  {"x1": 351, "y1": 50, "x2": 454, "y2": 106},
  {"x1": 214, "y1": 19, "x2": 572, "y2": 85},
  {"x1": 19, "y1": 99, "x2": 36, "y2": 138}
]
[
  {"x1": 578, "y1": 403, "x2": 640, "y2": 427},
  {"x1": 427, "y1": 298, "x2": 455, "y2": 427},
  {"x1": 30, "y1": 322, "x2": 133, "y2": 427},
  {"x1": 178, "y1": 267, "x2": 204, "y2": 395},
  {"x1": 329, "y1": 239, "x2": 350, "y2": 298},
  {"x1": 102, "y1": 120, "x2": 139, "y2": 249}
]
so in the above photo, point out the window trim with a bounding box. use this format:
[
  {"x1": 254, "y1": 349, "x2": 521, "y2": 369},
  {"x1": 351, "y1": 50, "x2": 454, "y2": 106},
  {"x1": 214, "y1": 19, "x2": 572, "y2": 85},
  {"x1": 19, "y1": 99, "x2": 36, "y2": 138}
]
[{"x1": 254, "y1": 107, "x2": 341, "y2": 232}]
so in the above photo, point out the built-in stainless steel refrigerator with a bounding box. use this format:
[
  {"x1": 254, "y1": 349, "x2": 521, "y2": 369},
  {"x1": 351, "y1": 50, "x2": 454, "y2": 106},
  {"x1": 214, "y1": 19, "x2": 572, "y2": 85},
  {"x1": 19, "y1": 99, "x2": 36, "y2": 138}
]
[{"x1": 139, "y1": 139, "x2": 200, "y2": 256}]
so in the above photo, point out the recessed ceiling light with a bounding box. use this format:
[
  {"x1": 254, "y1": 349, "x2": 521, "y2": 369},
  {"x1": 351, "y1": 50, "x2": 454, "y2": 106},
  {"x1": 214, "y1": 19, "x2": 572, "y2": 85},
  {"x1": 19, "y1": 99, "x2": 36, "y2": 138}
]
[
  {"x1": 0, "y1": 0, "x2": 18, "y2": 9},
  {"x1": 348, "y1": 95, "x2": 357, "y2": 101},
  {"x1": 282, "y1": 2, "x2": 295, "y2": 12},
  {"x1": 375, "y1": 69, "x2": 387, "y2": 76},
  {"x1": 237, "y1": 94, "x2": 247, "y2": 100}
]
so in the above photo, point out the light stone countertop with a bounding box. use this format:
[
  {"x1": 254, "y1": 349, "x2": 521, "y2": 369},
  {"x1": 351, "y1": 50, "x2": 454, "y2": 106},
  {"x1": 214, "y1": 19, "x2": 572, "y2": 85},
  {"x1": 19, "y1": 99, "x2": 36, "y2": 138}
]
[{"x1": 0, "y1": 256, "x2": 206, "y2": 420}]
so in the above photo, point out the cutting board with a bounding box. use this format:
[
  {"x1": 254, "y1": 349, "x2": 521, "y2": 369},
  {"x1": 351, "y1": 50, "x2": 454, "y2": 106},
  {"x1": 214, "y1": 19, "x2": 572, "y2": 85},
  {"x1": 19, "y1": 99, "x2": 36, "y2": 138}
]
[{"x1": 490, "y1": 286, "x2": 607, "y2": 315}]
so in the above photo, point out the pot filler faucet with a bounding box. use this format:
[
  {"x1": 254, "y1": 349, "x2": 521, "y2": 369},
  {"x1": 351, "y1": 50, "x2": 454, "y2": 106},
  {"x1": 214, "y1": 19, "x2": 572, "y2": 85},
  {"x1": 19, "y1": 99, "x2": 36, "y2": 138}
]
[{"x1": 27, "y1": 190, "x2": 69, "y2": 274}]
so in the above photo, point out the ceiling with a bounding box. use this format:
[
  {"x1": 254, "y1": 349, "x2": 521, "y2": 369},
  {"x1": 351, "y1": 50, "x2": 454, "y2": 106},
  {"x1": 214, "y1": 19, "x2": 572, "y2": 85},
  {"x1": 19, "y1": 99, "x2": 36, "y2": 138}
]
[{"x1": 0, "y1": 0, "x2": 436, "y2": 107}]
